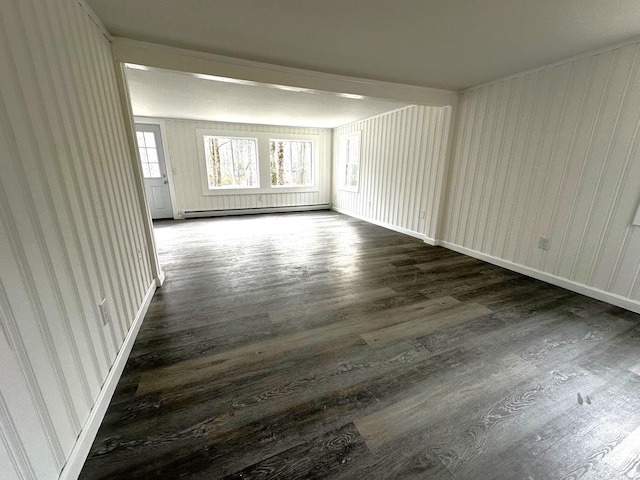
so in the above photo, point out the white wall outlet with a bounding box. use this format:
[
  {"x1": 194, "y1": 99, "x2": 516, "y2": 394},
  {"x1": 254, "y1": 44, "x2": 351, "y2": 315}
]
[
  {"x1": 99, "y1": 298, "x2": 112, "y2": 326},
  {"x1": 137, "y1": 249, "x2": 143, "y2": 261},
  {"x1": 420, "y1": 210, "x2": 426, "y2": 219},
  {"x1": 258, "y1": 195, "x2": 262, "y2": 202},
  {"x1": 538, "y1": 236, "x2": 551, "y2": 250}
]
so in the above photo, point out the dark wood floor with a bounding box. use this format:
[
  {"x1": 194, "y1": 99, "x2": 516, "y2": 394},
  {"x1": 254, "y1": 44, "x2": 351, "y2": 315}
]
[{"x1": 81, "y1": 211, "x2": 640, "y2": 479}]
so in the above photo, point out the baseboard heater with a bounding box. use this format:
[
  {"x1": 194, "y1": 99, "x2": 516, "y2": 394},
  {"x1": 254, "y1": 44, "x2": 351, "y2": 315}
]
[{"x1": 183, "y1": 204, "x2": 331, "y2": 219}]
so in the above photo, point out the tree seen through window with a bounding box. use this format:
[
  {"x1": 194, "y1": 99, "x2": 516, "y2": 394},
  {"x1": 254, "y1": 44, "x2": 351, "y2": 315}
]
[
  {"x1": 204, "y1": 136, "x2": 258, "y2": 188},
  {"x1": 270, "y1": 140, "x2": 313, "y2": 186}
]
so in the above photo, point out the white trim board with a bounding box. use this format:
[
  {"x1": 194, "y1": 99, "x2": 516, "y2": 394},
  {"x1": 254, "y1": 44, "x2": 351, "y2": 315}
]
[
  {"x1": 439, "y1": 241, "x2": 640, "y2": 315},
  {"x1": 332, "y1": 207, "x2": 436, "y2": 246},
  {"x1": 58, "y1": 280, "x2": 157, "y2": 480}
]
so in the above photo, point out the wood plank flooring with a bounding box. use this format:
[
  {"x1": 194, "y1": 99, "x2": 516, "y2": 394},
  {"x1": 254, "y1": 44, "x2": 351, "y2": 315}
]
[{"x1": 80, "y1": 212, "x2": 640, "y2": 479}]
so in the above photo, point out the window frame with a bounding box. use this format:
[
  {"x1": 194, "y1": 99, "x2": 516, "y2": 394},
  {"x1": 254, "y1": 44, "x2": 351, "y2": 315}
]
[
  {"x1": 338, "y1": 131, "x2": 362, "y2": 192},
  {"x1": 197, "y1": 128, "x2": 320, "y2": 196},
  {"x1": 269, "y1": 138, "x2": 315, "y2": 188},
  {"x1": 202, "y1": 134, "x2": 260, "y2": 190}
]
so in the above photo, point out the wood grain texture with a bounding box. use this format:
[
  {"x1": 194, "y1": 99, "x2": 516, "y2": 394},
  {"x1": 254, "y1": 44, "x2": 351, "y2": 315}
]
[
  {"x1": 81, "y1": 212, "x2": 640, "y2": 479},
  {"x1": 605, "y1": 425, "x2": 640, "y2": 478},
  {"x1": 135, "y1": 295, "x2": 460, "y2": 396},
  {"x1": 361, "y1": 302, "x2": 492, "y2": 348}
]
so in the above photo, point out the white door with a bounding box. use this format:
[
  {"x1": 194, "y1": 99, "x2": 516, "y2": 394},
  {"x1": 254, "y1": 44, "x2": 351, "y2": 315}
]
[{"x1": 135, "y1": 124, "x2": 173, "y2": 219}]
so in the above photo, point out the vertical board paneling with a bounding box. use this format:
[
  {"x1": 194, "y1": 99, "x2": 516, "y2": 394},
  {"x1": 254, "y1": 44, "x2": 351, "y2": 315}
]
[
  {"x1": 432, "y1": 107, "x2": 452, "y2": 239},
  {"x1": 333, "y1": 105, "x2": 451, "y2": 240},
  {"x1": 0, "y1": 322, "x2": 53, "y2": 480},
  {"x1": 154, "y1": 118, "x2": 332, "y2": 213},
  {"x1": 443, "y1": 41, "x2": 640, "y2": 303},
  {"x1": 0, "y1": 0, "x2": 153, "y2": 478},
  {"x1": 0, "y1": 435, "x2": 20, "y2": 480}
]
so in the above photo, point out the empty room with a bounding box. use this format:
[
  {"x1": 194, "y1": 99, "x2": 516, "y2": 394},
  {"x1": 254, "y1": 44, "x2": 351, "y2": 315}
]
[{"x1": 1, "y1": 1, "x2": 640, "y2": 479}]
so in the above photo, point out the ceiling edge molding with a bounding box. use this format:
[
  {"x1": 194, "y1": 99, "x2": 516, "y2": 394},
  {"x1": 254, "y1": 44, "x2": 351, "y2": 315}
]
[
  {"x1": 465, "y1": 34, "x2": 640, "y2": 93},
  {"x1": 337, "y1": 104, "x2": 421, "y2": 128},
  {"x1": 111, "y1": 38, "x2": 456, "y2": 107},
  {"x1": 77, "y1": 0, "x2": 112, "y2": 41}
]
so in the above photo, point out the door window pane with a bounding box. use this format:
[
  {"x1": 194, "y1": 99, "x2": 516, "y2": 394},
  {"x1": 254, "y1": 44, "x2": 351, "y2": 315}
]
[
  {"x1": 149, "y1": 163, "x2": 161, "y2": 178},
  {"x1": 143, "y1": 132, "x2": 156, "y2": 148},
  {"x1": 137, "y1": 130, "x2": 162, "y2": 179}
]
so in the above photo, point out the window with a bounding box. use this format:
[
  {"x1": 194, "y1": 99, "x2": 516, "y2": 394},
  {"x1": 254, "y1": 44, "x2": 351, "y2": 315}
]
[
  {"x1": 203, "y1": 136, "x2": 259, "y2": 188},
  {"x1": 340, "y1": 133, "x2": 361, "y2": 190},
  {"x1": 197, "y1": 128, "x2": 320, "y2": 195},
  {"x1": 136, "y1": 131, "x2": 161, "y2": 178},
  {"x1": 269, "y1": 139, "x2": 313, "y2": 186}
]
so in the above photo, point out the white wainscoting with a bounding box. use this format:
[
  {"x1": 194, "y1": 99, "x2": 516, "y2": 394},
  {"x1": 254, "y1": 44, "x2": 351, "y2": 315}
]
[
  {"x1": 58, "y1": 281, "x2": 156, "y2": 480},
  {"x1": 147, "y1": 117, "x2": 333, "y2": 216},
  {"x1": 0, "y1": 0, "x2": 154, "y2": 478},
  {"x1": 333, "y1": 105, "x2": 452, "y2": 241},
  {"x1": 442, "y1": 39, "x2": 640, "y2": 304}
]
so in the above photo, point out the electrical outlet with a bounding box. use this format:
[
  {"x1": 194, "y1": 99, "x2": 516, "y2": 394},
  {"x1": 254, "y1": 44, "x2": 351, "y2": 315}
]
[
  {"x1": 538, "y1": 236, "x2": 551, "y2": 250},
  {"x1": 420, "y1": 210, "x2": 426, "y2": 219},
  {"x1": 99, "y1": 298, "x2": 112, "y2": 326},
  {"x1": 137, "y1": 249, "x2": 143, "y2": 261},
  {"x1": 258, "y1": 195, "x2": 262, "y2": 202}
]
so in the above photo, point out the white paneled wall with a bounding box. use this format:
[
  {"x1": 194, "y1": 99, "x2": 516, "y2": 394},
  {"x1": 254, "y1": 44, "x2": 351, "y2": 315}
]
[
  {"x1": 156, "y1": 118, "x2": 332, "y2": 214},
  {"x1": 443, "y1": 41, "x2": 640, "y2": 307},
  {"x1": 333, "y1": 106, "x2": 452, "y2": 241},
  {"x1": 0, "y1": 0, "x2": 153, "y2": 478}
]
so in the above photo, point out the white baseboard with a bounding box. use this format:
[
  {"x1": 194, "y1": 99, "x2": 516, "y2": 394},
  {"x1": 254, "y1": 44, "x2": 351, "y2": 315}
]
[
  {"x1": 423, "y1": 236, "x2": 437, "y2": 246},
  {"x1": 184, "y1": 204, "x2": 330, "y2": 218},
  {"x1": 332, "y1": 207, "x2": 434, "y2": 244},
  {"x1": 58, "y1": 280, "x2": 156, "y2": 480},
  {"x1": 330, "y1": 208, "x2": 640, "y2": 314},
  {"x1": 439, "y1": 241, "x2": 640, "y2": 315}
]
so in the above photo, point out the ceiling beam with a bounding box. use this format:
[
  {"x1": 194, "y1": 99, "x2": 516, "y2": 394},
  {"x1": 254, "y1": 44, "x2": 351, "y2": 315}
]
[{"x1": 111, "y1": 38, "x2": 456, "y2": 107}]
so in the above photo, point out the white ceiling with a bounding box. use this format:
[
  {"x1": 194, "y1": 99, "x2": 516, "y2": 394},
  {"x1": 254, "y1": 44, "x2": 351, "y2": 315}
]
[
  {"x1": 125, "y1": 66, "x2": 410, "y2": 128},
  {"x1": 88, "y1": 0, "x2": 640, "y2": 91}
]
